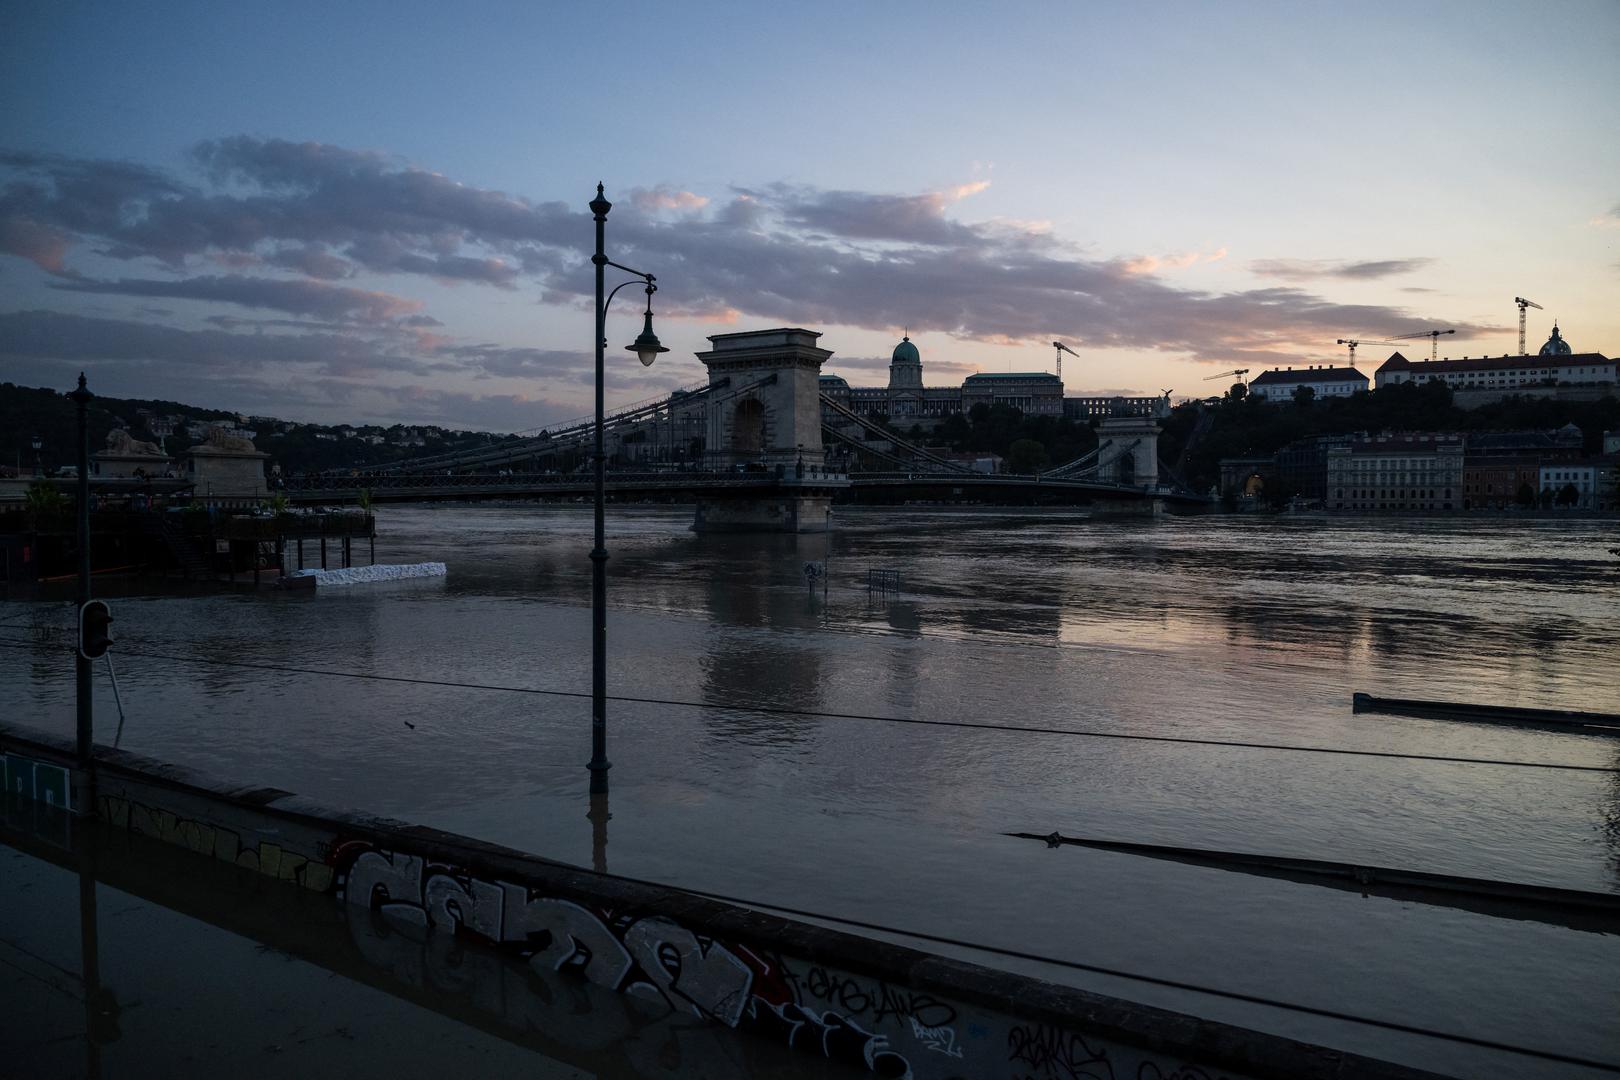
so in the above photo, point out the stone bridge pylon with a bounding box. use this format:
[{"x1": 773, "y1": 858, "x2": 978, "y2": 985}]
[
  {"x1": 692, "y1": 328, "x2": 847, "y2": 532},
  {"x1": 1095, "y1": 414, "x2": 1160, "y2": 489}
]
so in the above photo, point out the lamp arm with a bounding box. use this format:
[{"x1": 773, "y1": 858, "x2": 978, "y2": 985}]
[
  {"x1": 600, "y1": 277, "x2": 654, "y2": 320},
  {"x1": 602, "y1": 258, "x2": 655, "y2": 281}
]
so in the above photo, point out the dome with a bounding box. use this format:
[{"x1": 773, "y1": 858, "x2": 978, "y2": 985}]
[
  {"x1": 1538, "y1": 324, "x2": 1572, "y2": 356},
  {"x1": 891, "y1": 335, "x2": 920, "y2": 364}
]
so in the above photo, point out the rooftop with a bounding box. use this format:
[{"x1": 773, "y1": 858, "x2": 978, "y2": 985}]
[
  {"x1": 1251, "y1": 366, "x2": 1368, "y2": 385},
  {"x1": 1376, "y1": 351, "x2": 1612, "y2": 373}
]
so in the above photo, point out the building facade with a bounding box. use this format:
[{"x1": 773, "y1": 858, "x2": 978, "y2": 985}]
[
  {"x1": 1539, "y1": 461, "x2": 1617, "y2": 511},
  {"x1": 1461, "y1": 426, "x2": 1583, "y2": 509},
  {"x1": 1327, "y1": 433, "x2": 1465, "y2": 512},
  {"x1": 1373, "y1": 327, "x2": 1615, "y2": 398},
  {"x1": 819, "y1": 336, "x2": 1157, "y2": 426},
  {"x1": 1248, "y1": 365, "x2": 1369, "y2": 401}
]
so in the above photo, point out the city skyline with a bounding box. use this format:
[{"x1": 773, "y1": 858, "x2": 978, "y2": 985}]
[{"x1": 3, "y1": 1, "x2": 1617, "y2": 430}]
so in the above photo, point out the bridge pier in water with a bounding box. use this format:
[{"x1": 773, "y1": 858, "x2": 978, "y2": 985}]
[{"x1": 692, "y1": 328, "x2": 848, "y2": 533}]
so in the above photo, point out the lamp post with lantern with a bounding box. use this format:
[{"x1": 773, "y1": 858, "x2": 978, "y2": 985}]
[{"x1": 587, "y1": 184, "x2": 667, "y2": 795}]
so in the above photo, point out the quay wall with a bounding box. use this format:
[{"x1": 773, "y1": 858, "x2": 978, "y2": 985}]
[{"x1": 1, "y1": 723, "x2": 1439, "y2": 1080}]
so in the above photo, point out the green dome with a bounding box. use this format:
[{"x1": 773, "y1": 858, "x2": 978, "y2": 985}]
[
  {"x1": 1538, "y1": 324, "x2": 1572, "y2": 357},
  {"x1": 891, "y1": 335, "x2": 920, "y2": 364}
]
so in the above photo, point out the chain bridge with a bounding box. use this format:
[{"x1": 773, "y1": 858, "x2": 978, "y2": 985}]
[{"x1": 282, "y1": 328, "x2": 1211, "y2": 526}]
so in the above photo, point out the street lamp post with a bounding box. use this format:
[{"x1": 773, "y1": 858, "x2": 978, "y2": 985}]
[{"x1": 588, "y1": 183, "x2": 667, "y2": 795}]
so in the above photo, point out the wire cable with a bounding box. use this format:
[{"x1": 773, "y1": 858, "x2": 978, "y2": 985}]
[{"x1": 1, "y1": 636, "x2": 1614, "y2": 774}]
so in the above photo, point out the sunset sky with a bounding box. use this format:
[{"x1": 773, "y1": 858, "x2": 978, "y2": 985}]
[{"x1": 3, "y1": 1, "x2": 1617, "y2": 431}]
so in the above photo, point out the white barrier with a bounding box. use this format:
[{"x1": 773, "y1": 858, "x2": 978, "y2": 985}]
[{"x1": 290, "y1": 562, "x2": 447, "y2": 588}]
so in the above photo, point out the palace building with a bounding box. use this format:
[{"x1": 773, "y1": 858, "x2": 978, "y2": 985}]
[{"x1": 819, "y1": 335, "x2": 1164, "y2": 426}]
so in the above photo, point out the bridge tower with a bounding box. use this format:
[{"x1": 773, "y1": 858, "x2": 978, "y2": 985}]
[
  {"x1": 692, "y1": 327, "x2": 847, "y2": 532},
  {"x1": 1095, "y1": 413, "x2": 1161, "y2": 490}
]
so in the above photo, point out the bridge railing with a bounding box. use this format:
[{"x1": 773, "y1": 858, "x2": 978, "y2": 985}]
[{"x1": 284, "y1": 464, "x2": 851, "y2": 494}]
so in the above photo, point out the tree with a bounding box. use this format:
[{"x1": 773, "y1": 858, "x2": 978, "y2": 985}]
[
  {"x1": 1293, "y1": 384, "x2": 1316, "y2": 408},
  {"x1": 1228, "y1": 382, "x2": 1247, "y2": 402},
  {"x1": 1556, "y1": 482, "x2": 1580, "y2": 507},
  {"x1": 1515, "y1": 482, "x2": 1537, "y2": 508},
  {"x1": 23, "y1": 477, "x2": 66, "y2": 527},
  {"x1": 1006, "y1": 438, "x2": 1049, "y2": 473}
]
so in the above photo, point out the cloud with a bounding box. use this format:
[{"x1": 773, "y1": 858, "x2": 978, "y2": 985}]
[
  {"x1": 0, "y1": 307, "x2": 440, "y2": 379},
  {"x1": 0, "y1": 215, "x2": 73, "y2": 271},
  {"x1": 1, "y1": 137, "x2": 1494, "y2": 400},
  {"x1": 1120, "y1": 247, "x2": 1225, "y2": 276},
  {"x1": 1249, "y1": 257, "x2": 1434, "y2": 281},
  {"x1": 631, "y1": 186, "x2": 710, "y2": 212},
  {"x1": 1588, "y1": 202, "x2": 1620, "y2": 228},
  {"x1": 751, "y1": 181, "x2": 988, "y2": 246},
  {"x1": 49, "y1": 274, "x2": 424, "y2": 323},
  {"x1": 0, "y1": 139, "x2": 576, "y2": 276}
]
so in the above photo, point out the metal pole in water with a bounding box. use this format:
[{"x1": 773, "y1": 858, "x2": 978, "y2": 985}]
[{"x1": 71, "y1": 374, "x2": 94, "y2": 778}]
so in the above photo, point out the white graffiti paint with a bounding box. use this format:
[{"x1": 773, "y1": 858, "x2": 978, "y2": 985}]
[
  {"x1": 624, "y1": 917, "x2": 754, "y2": 1027},
  {"x1": 908, "y1": 1018, "x2": 963, "y2": 1058},
  {"x1": 520, "y1": 898, "x2": 635, "y2": 989}
]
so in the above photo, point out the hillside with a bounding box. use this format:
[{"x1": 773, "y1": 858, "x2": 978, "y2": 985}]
[{"x1": 0, "y1": 382, "x2": 510, "y2": 477}]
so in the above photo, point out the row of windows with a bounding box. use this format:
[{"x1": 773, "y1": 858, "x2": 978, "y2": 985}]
[
  {"x1": 1336, "y1": 489, "x2": 1453, "y2": 500},
  {"x1": 1333, "y1": 502, "x2": 1456, "y2": 511}
]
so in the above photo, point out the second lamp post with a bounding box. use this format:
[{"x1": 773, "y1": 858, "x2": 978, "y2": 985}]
[{"x1": 588, "y1": 183, "x2": 667, "y2": 795}]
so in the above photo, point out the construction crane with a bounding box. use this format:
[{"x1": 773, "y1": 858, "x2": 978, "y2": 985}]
[
  {"x1": 1052, "y1": 340, "x2": 1081, "y2": 381},
  {"x1": 1392, "y1": 328, "x2": 1456, "y2": 361},
  {"x1": 1202, "y1": 368, "x2": 1249, "y2": 384},
  {"x1": 1334, "y1": 338, "x2": 1405, "y2": 368},
  {"x1": 1515, "y1": 297, "x2": 1542, "y2": 355}
]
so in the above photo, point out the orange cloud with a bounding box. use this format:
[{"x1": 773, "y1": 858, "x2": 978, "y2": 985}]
[
  {"x1": 940, "y1": 179, "x2": 992, "y2": 203},
  {"x1": 633, "y1": 187, "x2": 711, "y2": 212},
  {"x1": 1121, "y1": 248, "x2": 1226, "y2": 275}
]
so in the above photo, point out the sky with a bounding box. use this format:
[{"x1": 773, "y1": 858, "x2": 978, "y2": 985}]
[{"x1": 2, "y1": 1, "x2": 1617, "y2": 431}]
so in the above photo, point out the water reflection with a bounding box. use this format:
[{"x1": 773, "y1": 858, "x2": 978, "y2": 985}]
[{"x1": 692, "y1": 532, "x2": 829, "y2": 745}]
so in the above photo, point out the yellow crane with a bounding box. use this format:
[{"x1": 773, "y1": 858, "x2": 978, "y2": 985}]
[
  {"x1": 1515, "y1": 297, "x2": 1542, "y2": 355},
  {"x1": 1334, "y1": 338, "x2": 1405, "y2": 368},
  {"x1": 1392, "y1": 328, "x2": 1456, "y2": 361},
  {"x1": 1203, "y1": 368, "x2": 1250, "y2": 385},
  {"x1": 1051, "y1": 341, "x2": 1081, "y2": 381}
]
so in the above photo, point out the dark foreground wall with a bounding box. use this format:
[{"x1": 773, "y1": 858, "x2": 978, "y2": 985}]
[{"x1": 1, "y1": 724, "x2": 1439, "y2": 1080}]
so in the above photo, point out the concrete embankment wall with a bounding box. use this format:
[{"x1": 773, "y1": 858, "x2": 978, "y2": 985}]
[{"x1": 0, "y1": 723, "x2": 1439, "y2": 1080}]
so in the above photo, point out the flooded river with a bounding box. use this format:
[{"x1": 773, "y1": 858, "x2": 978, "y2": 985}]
[{"x1": 3, "y1": 506, "x2": 1618, "y2": 1077}]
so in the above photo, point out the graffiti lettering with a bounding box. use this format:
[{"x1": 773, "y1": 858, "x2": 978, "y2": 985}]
[
  {"x1": 909, "y1": 1017, "x2": 963, "y2": 1058},
  {"x1": 802, "y1": 965, "x2": 957, "y2": 1029},
  {"x1": 1135, "y1": 1066, "x2": 1217, "y2": 1080},
  {"x1": 624, "y1": 917, "x2": 753, "y2": 1027},
  {"x1": 1008, "y1": 1022, "x2": 1114, "y2": 1079},
  {"x1": 741, "y1": 997, "x2": 912, "y2": 1078}
]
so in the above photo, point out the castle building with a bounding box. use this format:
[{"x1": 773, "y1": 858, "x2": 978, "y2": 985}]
[
  {"x1": 820, "y1": 335, "x2": 1157, "y2": 425},
  {"x1": 1373, "y1": 326, "x2": 1614, "y2": 395}
]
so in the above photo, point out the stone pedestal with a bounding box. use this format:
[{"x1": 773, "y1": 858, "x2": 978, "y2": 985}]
[{"x1": 692, "y1": 493, "x2": 834, "y2": 533}]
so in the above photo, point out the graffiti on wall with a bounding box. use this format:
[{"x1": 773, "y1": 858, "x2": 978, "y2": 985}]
[
  {"x1": 336, "y1": 845, "x2": 913, "y2": 1077},
  {"x1": 54, "y1": 787, "x2": 1244, "y2": 1080},
  {"x1": 98, "y1": 795, "x2": 335, "y2": 892}
]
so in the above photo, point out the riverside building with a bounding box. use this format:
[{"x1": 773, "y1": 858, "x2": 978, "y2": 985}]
[{"x1": 1327, "y1": 433, "x2": 1465, "y2": 512}]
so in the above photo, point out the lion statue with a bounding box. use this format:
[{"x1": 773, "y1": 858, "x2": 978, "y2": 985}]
[{"x1": 105, "y1": 429, "x2": 163, "y2": 456}]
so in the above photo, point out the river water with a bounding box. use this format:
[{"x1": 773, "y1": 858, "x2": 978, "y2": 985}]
[{"x1": 3, "y1": 506, "x2": 1618, "y2": 1077}]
